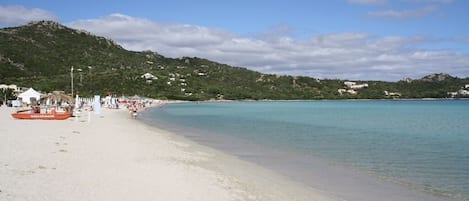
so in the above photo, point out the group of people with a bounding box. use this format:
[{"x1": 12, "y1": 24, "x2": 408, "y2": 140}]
[
  {"x1": 125, "y1": 100, "x2": 159, "y2": 119},
  {"x1": 127, "y1": 101, "x2": 149, "y2": 119}
]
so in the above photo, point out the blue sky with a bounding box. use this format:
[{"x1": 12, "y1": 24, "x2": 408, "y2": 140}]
[{"x1": 1, "y1": 0, "x2": 468, "y2": 81}]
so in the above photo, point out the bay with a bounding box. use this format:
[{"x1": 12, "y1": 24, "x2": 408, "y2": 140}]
[{"x1": 140, "y1": 100, "x2": 469, "y2": 201}]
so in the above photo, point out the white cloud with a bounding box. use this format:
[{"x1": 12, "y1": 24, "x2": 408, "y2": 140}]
[
  {"x1": 0, "y1": 5, "x2": 57, "y2": 26},
  {"x1": 69, "y1": 14, "x2": 231, "y2": 51},
  {"x1": 347, "y1": 0, "x2": 388, "y2": 5},
  {"x1": 368, "y1": 5, "x2": 438, "y2": 19},
  {"x1": 67, "y1": 13, "x2": 469, "y2": 81}
]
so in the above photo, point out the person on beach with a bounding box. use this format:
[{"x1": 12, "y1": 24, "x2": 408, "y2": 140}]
[
  {"x1": 129, "y1": 104, "x2": 138, "y2": 118},
  {"x1": 132, "y1": 107, "x2": 138, "y2": 118}
]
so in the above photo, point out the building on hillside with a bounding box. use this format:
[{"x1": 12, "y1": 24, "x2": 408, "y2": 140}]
[
  {"x1": 350, "y1": 83, "x2": 368, "y2": 89},
  {"x1": 447, "y1": 84, "x2": 469, "y2": 97},
  {"x1": 459, "y1": 89, "x2": 469, "y2": 96},
  {"x1": 338, "y1": 89, "x2": 357, "y2": 95},
  {"x1": 141, "y1": 73, "x2": 157, "y2": 79},
  {"x1": 384, "y1": 91, "x2": 401, "y2": 97},
  {"x1": 141, "y1": 73, "x2": 158, "y2": 83},
  {"x1": 344, "y1": 81, "x2": 356, "y2": 88},
  {"x1": 344, "y1": 81, "x2": 368, "y2": 89},
  {"x1": 448, "y1": 92, "x2": 458, "y2": 97},
  {"x1": 347, "y1": 89, "x2": 357, "y2": 95},
  {"x1": 0, "y1": 84, "x2": 21, "y2": 92}
]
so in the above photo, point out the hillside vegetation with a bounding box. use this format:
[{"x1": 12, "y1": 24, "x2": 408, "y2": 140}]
[{"x1": 1, "y1": 21, "x2": 468, "y2": 100}]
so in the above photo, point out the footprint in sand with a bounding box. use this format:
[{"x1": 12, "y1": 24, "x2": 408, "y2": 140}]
[{"x1": 37, "y1": 165, "x2": 55, "y2": 170}]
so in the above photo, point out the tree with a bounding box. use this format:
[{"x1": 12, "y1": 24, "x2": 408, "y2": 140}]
[{"x1": 0, "y1": 88, "x2": 16, "y2": 104}]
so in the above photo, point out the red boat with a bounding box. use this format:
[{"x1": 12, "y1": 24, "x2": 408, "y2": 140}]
[{"x1": 11, "y1": 108, "x2": 72, "y2": 120}]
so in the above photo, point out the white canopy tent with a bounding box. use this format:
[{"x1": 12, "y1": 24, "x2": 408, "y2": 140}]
[{"x1": 18, "y1": 88, "x2": 43, "y2": 104}]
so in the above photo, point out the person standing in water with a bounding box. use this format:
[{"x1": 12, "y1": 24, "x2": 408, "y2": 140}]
[{"x1": 128, "y1": 104, "x2": 138, "y2": 118}]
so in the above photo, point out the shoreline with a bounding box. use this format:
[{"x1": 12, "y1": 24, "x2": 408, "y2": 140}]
[
  {"x1": 0, "y1": 106, "x2": 336, "y2": 201},
  {"x1": 171, "y1": 97, "x2": 469, "y2": 104},
  {"x1": 139, "y1": 102, "x2": 455, "y2": 201}
]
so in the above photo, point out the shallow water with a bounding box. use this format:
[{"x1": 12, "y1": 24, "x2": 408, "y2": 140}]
[{"x1": 140, "y1": 100, "x2": 469, "y2": 201}]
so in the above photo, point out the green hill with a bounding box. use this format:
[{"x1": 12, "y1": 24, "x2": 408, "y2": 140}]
[{"x1": 1, "y1": 21, "x2": 468, "y2": 100}]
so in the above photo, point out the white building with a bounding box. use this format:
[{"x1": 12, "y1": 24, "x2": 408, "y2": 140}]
[
  {"x1": 344, "y1": 81, "x2": 356, "y2": 87},
  {"x1": 344, "y1": 81, "x2": 368, "y2": 89},
  {"x1": 0, "y1": 84, "x2": 20, "y2": 92},
  {"x1": 141, "y1": 73, "x2": 158, "y2": 83},
  {"x1": 448, "y1": 92, "x2": 458, "y2": 97},
  {"x1": 384, "y1": 91, "x2": 401, "y2": 97},
  {"x1": 347, "y1": 89, "x2": 357, "y2": 95},
  {"x1": 338, "y1": 88, "x2": 357, "y2": 95},
  {"x1": 141, "y1": 73, "x2": 157, "y2": 80},
  {"x1": 459, "y1": 89, "x2": 469, "y2": 96},
  {"x1": 350, "y1": 83, "x2": 368, "y2": 89}
]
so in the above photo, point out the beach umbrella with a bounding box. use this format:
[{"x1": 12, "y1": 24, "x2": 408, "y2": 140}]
[
  {"x1": 131, "y1": 95, "x2": 141, "y2": 100},
  {"x1": 40, "y1": 91, "x2": 75, "y2": 105}
]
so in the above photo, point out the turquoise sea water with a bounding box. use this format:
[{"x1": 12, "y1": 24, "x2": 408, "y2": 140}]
[{"x1": 140, "y1": 100, "x2": 469, "y2": 201}]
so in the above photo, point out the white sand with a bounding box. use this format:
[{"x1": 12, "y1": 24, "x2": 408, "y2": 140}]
[{"x1": 0, "y1": 106, "x2": 337, "y2": 201}]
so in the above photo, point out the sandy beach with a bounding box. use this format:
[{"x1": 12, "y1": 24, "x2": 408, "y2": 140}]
[{"x1": 0, "y1": 106, "x2": 337, "y2": 201}]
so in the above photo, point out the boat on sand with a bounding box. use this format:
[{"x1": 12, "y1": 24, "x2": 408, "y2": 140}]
[{"x1": 11, "y1": 107, "x2": 72, "y2": 120}]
